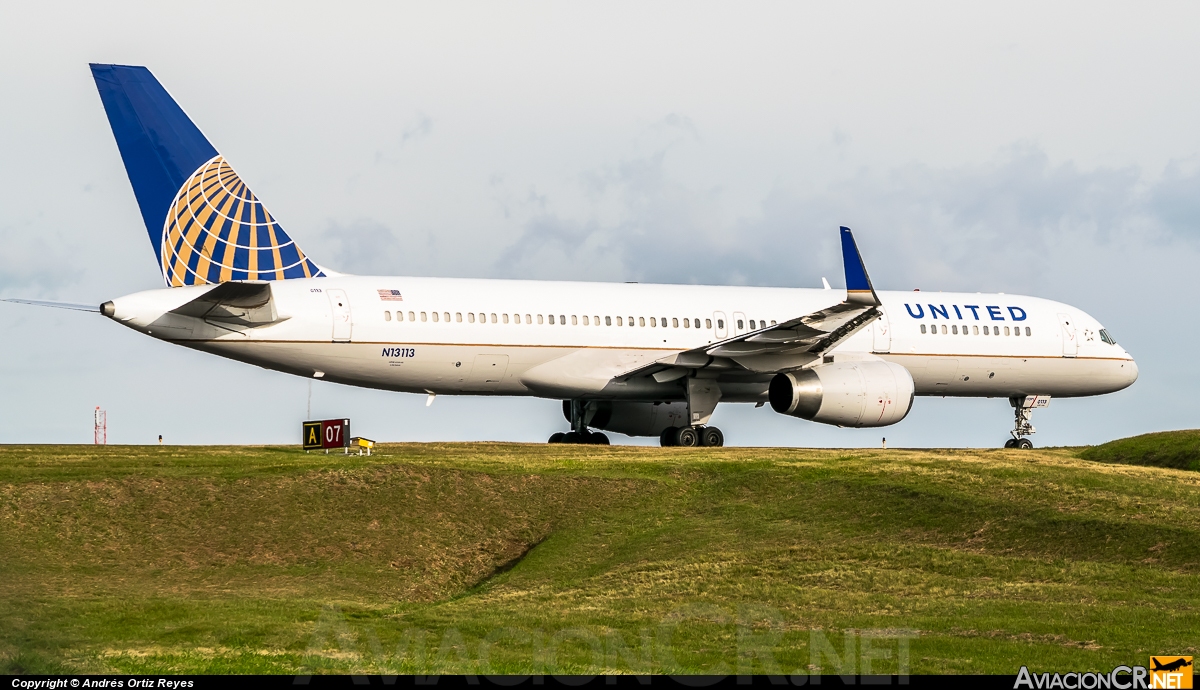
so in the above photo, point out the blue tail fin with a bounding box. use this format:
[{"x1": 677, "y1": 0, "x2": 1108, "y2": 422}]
[{"x1": 90, "y1": 64, "x2": 323, "y2": 286}]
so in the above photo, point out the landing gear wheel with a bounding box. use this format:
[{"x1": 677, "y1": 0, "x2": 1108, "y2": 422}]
[
  {"x1": 549, "y1": 432, "x2": 566, "y2": 444},
  {"x1": 675, "y1": 426, "x2": 699, "y2": 447},
  {"x1": 587, "y1": 431, "x2": 610, "y2": 445},
  {"x1": 1016, "y1": 438, "x2": 1033, "y2": 450},
  {"x1": 563, "y1": 431, "x2": 583, "y2": 444},
  {"x1": 700, "y1": 426, "x2": 724, "y2": 447},
  {"x1": 1003, "y1": 439, "x2": 1016, "y2": 449},
  {"x1": 660, "y1": 427, "x2": 678, "y2": 447}
]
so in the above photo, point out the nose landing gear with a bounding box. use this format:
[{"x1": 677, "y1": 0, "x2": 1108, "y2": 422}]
[{"x1": 1005, "y1": 395, "x2": 1049, "y2": 449}]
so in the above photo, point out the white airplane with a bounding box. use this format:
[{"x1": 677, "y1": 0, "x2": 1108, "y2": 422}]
[{"x1": 5, "y1": 64, "x2": 1138, "y2": 448}]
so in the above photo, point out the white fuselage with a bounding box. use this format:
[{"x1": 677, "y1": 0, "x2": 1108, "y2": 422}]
[{"x1": 106, "y1": 275, "x2": 1138, "y2": 406}]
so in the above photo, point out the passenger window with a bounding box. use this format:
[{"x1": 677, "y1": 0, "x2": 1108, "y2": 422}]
[
  {"x1": 420, "y1": 312, "x2": 427, "y2": 322},
  {"x1": 616, "y1": 316, "x2": 623, "y2": 326},
  {"x1": 384, "y1": 311, "x2": 391, "y2": 321},
  {"x1": 650, "y1": 317, "x2": 656, "y2": 327},
  {"x1": 749, "y1": 320, "x2": 756, "y2": 329},
  {"x1": 468, "y1": 313, "x2": 475, "y2": 323},
  {"x1": 442, "y1": 312, "x2": 448, "y2": 322},
  {"x1": 628, "y1": 316, "x2": 634, "y2": 326},
  {"x1": 594, "y1": 315, "x2": 600, "y2": 326},
  {"x1": 605, "y1": 316, "x2": 611, "y2": 326},
  {"x1": 503, "y1": 314, "x2": 509, "y2": 324},
  {"x1": 705, "y1": 319, "x2": 712, "y2": 329},
  {"x1": 571, "y1": 315, "x2": 577, "y2": 325},
  {"x1": 548, "y1": 315, "x2": 555, "y2": 325},
  {"x1": 397, "y1": 311, "x2": 404, "y2": 322},
  {"x1": 538, "y1": 314, "x2": 544, "y2": 324},
  {"x1": 560, "y1": 315, "x2": 566, "y2": 325},
  {"x1": 1025, "y1": 327, "x2": 1031, "y2": 336},
  {"x1": 951, "y1": 325, "x2": 957, "y2": 334},
  {"x1": 1004, "y1": 326, "x2": 1010, "y2": 335},
  {"x1": 673, "y1": 318, "x2": 680, "y2": 328},
  {"x1": 982, "y1": 325, "x2": 988, "y2": 335},
  {"x1": 941, "y1": 325, "x2": 947, "y2": 334},
  {"x1": 771, "y1": 320, "x2": 777, "y2": 326},
  {"x1": 694, "y1": 319, "x2": 700, "y2": 328},
  {"x1": 717, "y1": 319, "x2": 724, "y2": 329},
  {"x1": 432, "y1": 312, "x2": 439, "y2": 322},
  {"x1": 736, "y1": 319, "x2": 743, "y2": 329},
  {"x1": 455, "y1": 313, "x2": 461, "y2": 322},
  {"x1": 639, "y1": 317, "x2": 645, "y2": 327},
  {"x1": 408, "y1": 311, "x2": 415, "y2": 321},
  {"x1": 583, "y1": 316, "x2": 589, "y2": 325},
  {"x1": 1014, "y1": 326, "x2": 1020, "y2": 336},
  {"x1": 683, "y1": 318, "x2": 690, "y2": 328},
  {"x1": 920, "y1": 324, "x2": 926, "y2": 334},
  {"x1": 973, "y1": 325, "x2": 978, "y2": 335}
]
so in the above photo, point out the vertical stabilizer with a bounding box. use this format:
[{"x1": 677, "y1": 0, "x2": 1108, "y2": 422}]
[{"x1": 90, "y1": 64, "x2": 323, "y2": 286}]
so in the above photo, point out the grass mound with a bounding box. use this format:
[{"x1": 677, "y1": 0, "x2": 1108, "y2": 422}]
[
  {"x1": 1, "y1": 443, "x2": 1197, "y2": 675},
  {"x1": 1079, "y1": 430, "x2": 1200, "y2": 472}
]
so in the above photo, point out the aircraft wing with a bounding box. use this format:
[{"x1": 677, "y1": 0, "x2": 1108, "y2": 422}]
[{"x1": 621, "y1": 227, "x2": 881, "y2": 380}]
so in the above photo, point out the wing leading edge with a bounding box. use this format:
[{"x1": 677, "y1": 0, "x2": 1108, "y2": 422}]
[{"x1": 624, "y1": 227, "x2": 882, "y2": 380}]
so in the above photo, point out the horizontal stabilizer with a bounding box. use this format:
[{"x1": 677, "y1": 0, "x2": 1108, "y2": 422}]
[
  {"x1": 167, "y1": 281, "x2": 283, "y2": 326},
  {"x1": 3, "y1": 298, "x2": 100, "y2": 312}
]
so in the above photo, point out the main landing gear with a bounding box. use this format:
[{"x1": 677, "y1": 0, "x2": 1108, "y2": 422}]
[
  {"x1": 1003, "y1": 395, "x2": 1042, "y2": 449},
  {"x1": 660, "y1": 377, "x2": 725, "y2": 447},
  {"x1": 548, "y1": 430, "x2": 610, "y2": 445},
  {"x1": 659, "y1": 425, "x2": 724, "y2": 447},
  {"x1": 548, "y1": 400, "x2": 611, "y2": 445}
]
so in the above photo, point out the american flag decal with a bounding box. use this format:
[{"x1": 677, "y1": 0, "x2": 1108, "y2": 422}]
[{"x1": 377, "y1": 289, "x2": 403, "y2": 301}]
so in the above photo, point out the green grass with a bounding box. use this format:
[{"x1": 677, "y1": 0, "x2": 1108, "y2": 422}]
[
  {"x1": 1, "y1": 442, "x2": 1197, "y2": 675},
  {"x1": 1078, "y1": 429, "x2": 1200, "y2": 472}
]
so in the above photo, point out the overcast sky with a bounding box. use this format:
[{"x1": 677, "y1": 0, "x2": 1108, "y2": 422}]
[{"x1": 2, "y1": 2, "x2": 1198, "y2": 447}]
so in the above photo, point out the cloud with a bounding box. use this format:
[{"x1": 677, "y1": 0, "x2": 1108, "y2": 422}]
[
  {"x1": 322, "y1": 218, "x2": 410, "y2": 276},
  {"x1": 493, "y1": 140, "x2": 1193, "y2": 295}
]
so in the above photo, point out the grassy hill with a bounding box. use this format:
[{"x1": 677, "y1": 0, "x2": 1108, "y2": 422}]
[
  {"x1": 1, "y1": 443, "x2": 1197, "y2": 675},
  {"x1": 1078, "y1": 430, "x2": 1200, "y2": 472}
]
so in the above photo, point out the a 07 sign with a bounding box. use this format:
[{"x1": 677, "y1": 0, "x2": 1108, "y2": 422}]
[{"x1": 303, "y1": 419, "x2": 351, "y2": 450}]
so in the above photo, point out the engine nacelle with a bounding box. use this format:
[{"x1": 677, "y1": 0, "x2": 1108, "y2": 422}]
[
  {"x1": 563, "y1": 400, "x2": 689, "y2": 437},
  {"x1": 768, "y1": 361, "x2": 915, "y2": 428}
]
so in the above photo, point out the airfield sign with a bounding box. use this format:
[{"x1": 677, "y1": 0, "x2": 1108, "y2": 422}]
[{"x1": 303, "y1": 419, "x2": 350, "y2": 451}]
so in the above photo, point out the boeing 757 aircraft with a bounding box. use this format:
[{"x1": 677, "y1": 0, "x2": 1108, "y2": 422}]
[{"x1": 4, "y1": 64, "x2": 1138, "y2": 447}]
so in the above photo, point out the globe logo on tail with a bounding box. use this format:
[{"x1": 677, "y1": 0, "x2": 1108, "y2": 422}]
[{"x1": 161, "y1": 156, "x2": 323, "y2": 286}]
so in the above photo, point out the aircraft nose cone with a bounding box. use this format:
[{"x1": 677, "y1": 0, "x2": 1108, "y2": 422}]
[{"x1": 1126, "y1": 358, "x2": 1139, "y2": 385}]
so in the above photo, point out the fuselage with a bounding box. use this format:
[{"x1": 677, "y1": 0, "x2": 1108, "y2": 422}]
[{"x1": 106, "y1": 275, "x2": 1138, "y2": 403}]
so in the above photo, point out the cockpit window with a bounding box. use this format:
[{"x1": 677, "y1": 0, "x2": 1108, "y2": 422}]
[{"x1": 1099, "y1": 329, "x2": 1117, "y2": 345}]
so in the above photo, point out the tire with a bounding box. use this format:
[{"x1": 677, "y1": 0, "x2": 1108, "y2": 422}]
[
  {"x1": 563, "y1": 431, "x2": 583, "y2": 444},
  {"x1": 1003, "y1": 439, "x2": 1016, "y2": 448},
  {"x1": 588, "y1": 432, "x2": 610, "y2": 445},
  {"x1": 549, "y1": 432, "x2": 566, "y2": 444},
  {"x1": 675, "y1": 426, "x2": 699, "y2": 447},
  {"x1": 1017, "y1": 438, "x2": 1034, "y2": 449},
  {"x1": 701, "y1": 426, "x2": 724, "y2": 447},
  {"x1": 660, "y1": 427, "x2": 678, "y2": 447}
]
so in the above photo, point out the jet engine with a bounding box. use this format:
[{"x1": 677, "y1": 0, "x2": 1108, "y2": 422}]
[
  {"x1": 563, "y1": 401, "x2": 689, "y2": 437},
  {"x1": 768, "y1": 361, "x2": 915, "y2": 428}
]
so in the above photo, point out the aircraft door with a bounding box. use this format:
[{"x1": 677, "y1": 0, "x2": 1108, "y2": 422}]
[
  {"x1": 732, "y1": 311, "x2": 747, "y2": 335},
  {"x1": 466, "y1": 355, "x2": 509, "y2": 391},
  {"x1": 328, "y1": 289, "x2": 353, "y2": 342},
  {"x1": 872, "y1": 309, "x2": 891, "y2": 352},
  {"x1": 1057, "y1": 313, "x2": 1077, "y2": 357},
  {"x1": 714, "y1": 311, "x2": 728, "y2": 339}
]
